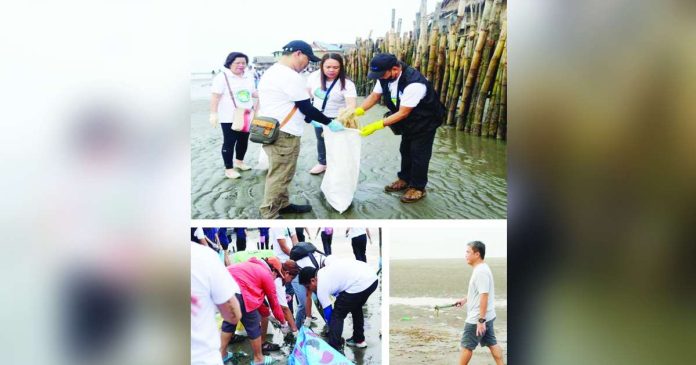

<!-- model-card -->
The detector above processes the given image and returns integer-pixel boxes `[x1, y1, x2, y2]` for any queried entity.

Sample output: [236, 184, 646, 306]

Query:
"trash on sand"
[400, 316, 412, 321]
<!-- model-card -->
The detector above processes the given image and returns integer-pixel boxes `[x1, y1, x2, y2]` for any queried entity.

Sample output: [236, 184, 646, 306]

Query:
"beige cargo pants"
[259, 131, 301, 219]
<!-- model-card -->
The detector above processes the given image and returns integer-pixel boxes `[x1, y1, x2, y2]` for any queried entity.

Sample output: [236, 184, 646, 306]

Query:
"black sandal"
[262, 342, 280, 352]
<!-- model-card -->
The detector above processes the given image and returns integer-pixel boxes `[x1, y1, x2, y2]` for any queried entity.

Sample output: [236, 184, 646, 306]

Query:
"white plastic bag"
[321, 127, 361, 213]
[254, 147, 269, 170]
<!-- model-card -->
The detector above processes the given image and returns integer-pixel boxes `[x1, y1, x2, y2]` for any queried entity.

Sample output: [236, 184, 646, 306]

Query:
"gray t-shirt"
[466, 262, 496, 324]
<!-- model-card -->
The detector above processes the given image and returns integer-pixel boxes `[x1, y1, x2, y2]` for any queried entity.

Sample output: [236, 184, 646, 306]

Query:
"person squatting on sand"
[210, 52, 258, 179]
[299, 257, 378, 352]
[306, 53, 357, 175]
[257, 40, 347, 219]
[355, 53, 446, 203]
[454, 241, 505, 365]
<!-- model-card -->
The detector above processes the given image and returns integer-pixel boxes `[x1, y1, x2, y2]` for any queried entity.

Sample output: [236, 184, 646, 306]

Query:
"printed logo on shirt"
[313, 88, 326, 100]
[236, 89, 251, 103]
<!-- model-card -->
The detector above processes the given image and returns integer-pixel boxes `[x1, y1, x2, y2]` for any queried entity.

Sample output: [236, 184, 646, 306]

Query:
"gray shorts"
[461, 318, 498, 350]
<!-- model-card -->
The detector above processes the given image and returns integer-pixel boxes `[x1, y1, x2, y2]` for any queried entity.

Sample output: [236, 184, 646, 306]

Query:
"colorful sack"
[288, 327, 352, 365]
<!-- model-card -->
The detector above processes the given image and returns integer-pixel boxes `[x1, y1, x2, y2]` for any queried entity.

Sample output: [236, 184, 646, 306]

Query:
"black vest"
[379, 63, 445, 136]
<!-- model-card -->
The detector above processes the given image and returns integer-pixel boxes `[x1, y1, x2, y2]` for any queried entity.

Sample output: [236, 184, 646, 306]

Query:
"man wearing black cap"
[257, 40, 346, 219]
[354, 53, 445, 203]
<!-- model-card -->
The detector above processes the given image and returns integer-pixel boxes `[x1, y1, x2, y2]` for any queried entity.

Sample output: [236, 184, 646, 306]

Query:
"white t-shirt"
[347, 227, 367, 239]
[211, 69, 256, 124]
[193, 227, 205, 240]
[275, 277, 288, 308]
[316, 258, 377, 309]
[372, 72, 427, 108]
[465, 262, 496, 324]
[257, 63, 311, 136]
[306, 71, 357, 118]
[191, 243, 241, 365]
[270, 227, 293, 263]
[296, 252, 324, 269]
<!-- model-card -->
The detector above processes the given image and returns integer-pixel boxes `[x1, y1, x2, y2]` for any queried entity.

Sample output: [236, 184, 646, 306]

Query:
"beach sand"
[191, 79, 507, 219]
[221, 228, 382, 365]
[390, 258, 507, 364]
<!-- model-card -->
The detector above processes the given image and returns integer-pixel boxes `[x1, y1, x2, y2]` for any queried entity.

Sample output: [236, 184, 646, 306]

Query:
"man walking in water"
[455, 241, 505, 365]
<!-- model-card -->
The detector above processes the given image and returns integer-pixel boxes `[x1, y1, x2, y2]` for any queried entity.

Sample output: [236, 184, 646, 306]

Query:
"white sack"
[254, 146, 269, 170]
[321, 127, 361, 213]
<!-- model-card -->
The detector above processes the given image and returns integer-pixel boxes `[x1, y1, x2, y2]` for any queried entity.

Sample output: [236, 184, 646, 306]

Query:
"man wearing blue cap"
[257, 40, 346, 219]
[354, 53, 445, 203]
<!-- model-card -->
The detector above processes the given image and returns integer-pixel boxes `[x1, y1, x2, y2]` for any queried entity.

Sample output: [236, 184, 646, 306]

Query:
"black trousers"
[321, 232, 333, 255]
[397, 129, 437, 189]
[236, 237, 246, 251]
[351, 235, 367, 263]
[221, 124, 249, 169]
[329, 280, 378, 349]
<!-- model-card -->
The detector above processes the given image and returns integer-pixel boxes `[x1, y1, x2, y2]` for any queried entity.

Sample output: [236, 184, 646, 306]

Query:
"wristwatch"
[478, 318, 486, 324]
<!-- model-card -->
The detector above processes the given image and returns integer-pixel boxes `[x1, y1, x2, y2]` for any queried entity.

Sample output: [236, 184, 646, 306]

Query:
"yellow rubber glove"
[359, 120, 385, 137]
[354, 107, 365, 117]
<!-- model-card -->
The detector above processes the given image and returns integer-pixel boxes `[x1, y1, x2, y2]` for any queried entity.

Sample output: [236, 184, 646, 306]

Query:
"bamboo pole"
[470, 20, 506, 135]
[486, 48, 505, 137]
[483, 51, 504, 138]
[433, 31, 447, 95]
[452, 25, 476, 126]
[457, 0, 494, 130]
[426, 26, 439, 81]
[497, 66, 506, 140]
[446, 36, 467, 125]
[414, 0, 429, 71]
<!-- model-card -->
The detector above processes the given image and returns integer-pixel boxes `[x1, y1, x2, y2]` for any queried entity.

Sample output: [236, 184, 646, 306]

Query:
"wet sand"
[390, 258, 507, 365]
[222, 228, 382, 365]
[191, 78, 507, 219]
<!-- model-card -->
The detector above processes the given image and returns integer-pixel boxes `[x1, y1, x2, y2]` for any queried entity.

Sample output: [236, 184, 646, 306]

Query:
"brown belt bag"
[249, 106, 298, 145]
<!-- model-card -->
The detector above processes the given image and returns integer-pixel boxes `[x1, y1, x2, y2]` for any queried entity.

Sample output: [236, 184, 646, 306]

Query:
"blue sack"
[288, 327, 352, 365]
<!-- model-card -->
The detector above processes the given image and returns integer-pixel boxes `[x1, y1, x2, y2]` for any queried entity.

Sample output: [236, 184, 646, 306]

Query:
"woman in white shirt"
[209, 52, 258, 179]
[306, 53, 357, 175]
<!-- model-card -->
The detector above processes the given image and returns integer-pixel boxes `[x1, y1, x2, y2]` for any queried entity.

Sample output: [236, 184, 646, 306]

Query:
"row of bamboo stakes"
[344, 0, 507, 140]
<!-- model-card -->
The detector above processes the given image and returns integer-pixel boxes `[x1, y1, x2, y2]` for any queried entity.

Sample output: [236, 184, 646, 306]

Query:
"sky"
[389, 220, 507, 259]
[189, 0, 438, 72]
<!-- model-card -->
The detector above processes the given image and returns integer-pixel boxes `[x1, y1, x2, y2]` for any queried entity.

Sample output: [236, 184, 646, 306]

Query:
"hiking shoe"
[400, 188, 427, 203]
[384, 178, 408, 192]
[278, 203, 312, 214]
[346, 337, 367, 348]
[309, 164, 327, 174]
[225, 169, 241, 179]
